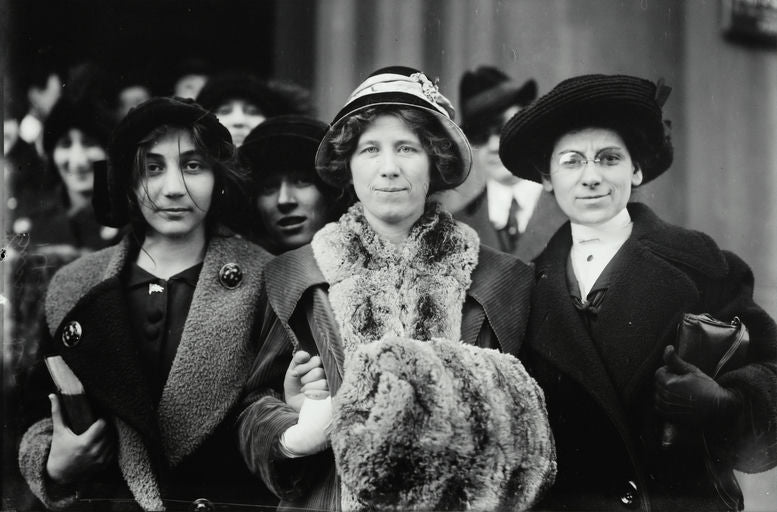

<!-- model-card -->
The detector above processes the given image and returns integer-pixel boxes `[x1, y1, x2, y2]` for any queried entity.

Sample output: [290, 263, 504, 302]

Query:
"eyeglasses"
[552, 150, 626, 173]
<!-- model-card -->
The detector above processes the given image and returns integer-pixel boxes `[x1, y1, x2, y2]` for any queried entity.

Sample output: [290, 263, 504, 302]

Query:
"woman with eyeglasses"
[499, 74, 777, 511]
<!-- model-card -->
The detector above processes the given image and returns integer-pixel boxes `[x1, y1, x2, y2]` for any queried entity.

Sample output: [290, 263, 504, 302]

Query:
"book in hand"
[44, 356, 96, 435]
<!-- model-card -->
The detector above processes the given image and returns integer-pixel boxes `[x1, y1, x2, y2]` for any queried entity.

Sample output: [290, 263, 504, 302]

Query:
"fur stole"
[332, 336, 557, 511]
[311, 202, 479, 352]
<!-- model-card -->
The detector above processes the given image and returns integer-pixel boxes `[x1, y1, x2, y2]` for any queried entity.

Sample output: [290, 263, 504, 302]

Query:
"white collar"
[571, 207, 633, 246]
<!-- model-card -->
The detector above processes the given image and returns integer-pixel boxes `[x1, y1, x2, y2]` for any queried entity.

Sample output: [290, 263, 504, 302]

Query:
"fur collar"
[311, 202, 479, 353]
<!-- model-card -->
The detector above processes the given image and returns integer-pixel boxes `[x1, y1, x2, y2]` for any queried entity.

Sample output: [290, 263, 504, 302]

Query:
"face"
[52, 129, 107, 195]
[135, 128, 215, 239]
[543, 127, 643, 226]
[174, 74, 208, 99]
[215, 99, 266, 147]
[350, 114, 431, 230]
[29, 73, 62, 118]
[256, 171, 328, 252]
[473, 105, 519, 185]
[118, 85, 151, 119]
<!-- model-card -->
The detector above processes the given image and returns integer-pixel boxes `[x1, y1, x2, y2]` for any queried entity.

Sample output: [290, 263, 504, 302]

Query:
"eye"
[398, 144, 418, 154]
[82, 135, 101, 148]
[258, 181, 280, 195]
[215, 105, 232, 116]
[558, 153, 584, 169]
[359, 145, 378, 154]
[598, 151, 623, 166]
[183, 159, 209, 173]
[56, 137, 73, 149]
[244, 104, 262, 116]
[145, 162, 164, 175]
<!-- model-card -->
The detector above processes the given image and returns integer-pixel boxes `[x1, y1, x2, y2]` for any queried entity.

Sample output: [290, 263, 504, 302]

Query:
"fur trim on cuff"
[331, 336, 556, 510]
[18, 418, 79, 511]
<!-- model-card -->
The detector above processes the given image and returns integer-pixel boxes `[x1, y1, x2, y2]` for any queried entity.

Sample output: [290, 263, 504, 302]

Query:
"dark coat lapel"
[467, 246, 533, 355]
[46, 239, 158, 440]
[157, 235, 269, 467]
[265, 245, 344, 394]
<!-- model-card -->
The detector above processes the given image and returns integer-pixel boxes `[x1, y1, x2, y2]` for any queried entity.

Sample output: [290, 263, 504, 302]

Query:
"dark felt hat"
[315, 66, 472, 189]
[96, 96, 232, 227]
[240, 115, 327, 176]
[499, 74, 673, 184]
[459, 66, 537, 130]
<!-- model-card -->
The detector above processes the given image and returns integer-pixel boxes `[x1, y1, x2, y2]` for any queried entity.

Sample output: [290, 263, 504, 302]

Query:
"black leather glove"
[654, 345, 742, 426]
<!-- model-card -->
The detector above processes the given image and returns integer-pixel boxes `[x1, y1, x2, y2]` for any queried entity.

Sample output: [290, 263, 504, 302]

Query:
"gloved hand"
[280, 396, 333, 457]
[284, 350, 329, 413]
[654, 345, 742, 426]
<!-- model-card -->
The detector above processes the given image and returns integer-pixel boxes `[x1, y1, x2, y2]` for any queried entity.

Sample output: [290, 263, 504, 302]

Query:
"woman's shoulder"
[263, 245, 326, 319]
[628, 203, 729, 279]
[475, 244, 533, 280]
[211, 232, 273, 265]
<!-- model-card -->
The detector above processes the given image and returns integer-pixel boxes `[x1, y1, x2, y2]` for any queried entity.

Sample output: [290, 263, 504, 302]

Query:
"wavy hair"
[319, 106, 464, 194]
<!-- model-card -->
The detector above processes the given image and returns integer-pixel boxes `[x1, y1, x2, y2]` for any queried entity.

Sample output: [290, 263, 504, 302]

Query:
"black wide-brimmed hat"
[315, 66, 472, 189]
[499, 74, 673, 184]
[96, 96, 232, 227]
[240, 114, 327, 176]
[43, 98, 112, 156]
[459, 66, 537, 131]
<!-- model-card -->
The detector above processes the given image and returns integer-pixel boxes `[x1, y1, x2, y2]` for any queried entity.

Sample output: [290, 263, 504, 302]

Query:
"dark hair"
[532, 117, 673, 186]
[125, 123, 252, 237]
[321, 106, 463, 194]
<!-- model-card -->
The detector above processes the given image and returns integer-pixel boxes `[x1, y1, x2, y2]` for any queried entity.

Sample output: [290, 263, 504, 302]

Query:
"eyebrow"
[145, 149, 204, 159]
[558, 146, 624, 155]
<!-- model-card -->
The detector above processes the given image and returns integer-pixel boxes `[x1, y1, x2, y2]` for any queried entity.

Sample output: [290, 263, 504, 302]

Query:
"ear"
[541, 175, 554, 192]
[631, 165, 644, 187]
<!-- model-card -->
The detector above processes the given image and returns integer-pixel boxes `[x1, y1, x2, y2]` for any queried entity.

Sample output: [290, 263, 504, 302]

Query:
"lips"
[374, 187, 406, 192]
[277, 216, 307, 229]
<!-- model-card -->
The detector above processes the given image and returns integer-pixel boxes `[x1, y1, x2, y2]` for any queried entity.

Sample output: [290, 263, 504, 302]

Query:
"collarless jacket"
[19, 232, 274, 511]
[238, 243, 534, 511]
[522, 202, 777, 512]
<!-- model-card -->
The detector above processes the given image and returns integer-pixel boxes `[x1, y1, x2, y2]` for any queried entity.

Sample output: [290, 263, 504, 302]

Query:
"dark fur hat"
[239, 114, 327, 177]
[459, 65, 537, 135]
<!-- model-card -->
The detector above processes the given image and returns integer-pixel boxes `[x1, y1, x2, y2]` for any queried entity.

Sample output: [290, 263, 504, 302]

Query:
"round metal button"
[218, 262, 242, 289]
[61, 321, 83, 348]
[191, 498, 214, 512]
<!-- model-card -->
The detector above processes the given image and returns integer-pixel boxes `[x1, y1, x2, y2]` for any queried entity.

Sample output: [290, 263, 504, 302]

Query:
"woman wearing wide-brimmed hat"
[18, 97, 275, 510]
[500, 74, 777, 511]
[238, 66, 556, 510]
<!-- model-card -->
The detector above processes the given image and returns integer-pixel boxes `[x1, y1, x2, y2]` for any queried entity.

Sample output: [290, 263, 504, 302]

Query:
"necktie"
[498, 197, 521, 252]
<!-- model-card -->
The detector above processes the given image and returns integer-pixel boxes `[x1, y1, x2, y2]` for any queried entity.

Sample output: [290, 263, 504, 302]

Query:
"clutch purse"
[675, 313, 749, 379]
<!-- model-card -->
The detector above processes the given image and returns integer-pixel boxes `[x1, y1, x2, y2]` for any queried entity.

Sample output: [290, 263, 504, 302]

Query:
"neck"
[363, 208, 419, 246]
[137, 226, 208, 279]
[67, 190, 91, 215]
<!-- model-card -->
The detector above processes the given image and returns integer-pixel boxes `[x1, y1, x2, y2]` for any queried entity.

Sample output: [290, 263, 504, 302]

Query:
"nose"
[66, 142, 90, 173]
[277, 180, 298, 212]
[161, 168, 187, 197]
[379, 153, 401, 178]
[579, 159, 602, 188]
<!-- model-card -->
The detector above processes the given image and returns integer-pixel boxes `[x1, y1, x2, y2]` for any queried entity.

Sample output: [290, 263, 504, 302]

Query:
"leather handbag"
[665, 313, 750, 510]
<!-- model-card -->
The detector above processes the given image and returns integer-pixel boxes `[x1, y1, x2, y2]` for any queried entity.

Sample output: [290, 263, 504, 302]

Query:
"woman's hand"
[283, 350, 329, 412]
[280, 396, 333, 457]
[45, 394, 115, 484]
[654, 345, 742, 425]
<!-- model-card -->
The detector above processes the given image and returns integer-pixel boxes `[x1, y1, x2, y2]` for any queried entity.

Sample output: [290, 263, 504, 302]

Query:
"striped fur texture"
[332, 336, 556, 511]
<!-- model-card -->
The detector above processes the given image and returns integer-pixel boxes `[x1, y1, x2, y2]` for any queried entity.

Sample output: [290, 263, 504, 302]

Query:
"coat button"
[620, 480, 639, 509]
[218, 262, 242, 289]
[61, 321, 82, 348]
[191, 498, 214, 512]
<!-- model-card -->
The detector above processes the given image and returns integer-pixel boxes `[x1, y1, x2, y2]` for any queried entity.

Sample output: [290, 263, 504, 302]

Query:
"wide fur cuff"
[331, 336, 556, 511]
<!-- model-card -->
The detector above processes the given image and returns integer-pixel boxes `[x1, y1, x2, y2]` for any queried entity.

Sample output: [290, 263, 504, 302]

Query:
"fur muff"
[312, 202, 479, 352]
[331, 336, 556, 511]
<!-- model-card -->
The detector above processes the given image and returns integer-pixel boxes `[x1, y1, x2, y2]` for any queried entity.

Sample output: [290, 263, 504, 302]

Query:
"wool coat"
[18, 232, 274, 511]
[521, 202, 777, 511]
[237, 236, 538, 511]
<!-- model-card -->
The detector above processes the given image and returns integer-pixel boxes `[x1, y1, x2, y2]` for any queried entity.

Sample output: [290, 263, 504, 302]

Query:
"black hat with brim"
[459, 66, 537, 130]
[97, 96, 231, 227]
[499, 74, 672, 184]
[240, 114, 327, 176]
[315, 66, 472, 190]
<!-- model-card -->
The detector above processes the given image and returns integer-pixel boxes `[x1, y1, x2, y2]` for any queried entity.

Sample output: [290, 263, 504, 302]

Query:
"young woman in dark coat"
[18, 97, 275, 511]
[499, 74, 777, 511]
